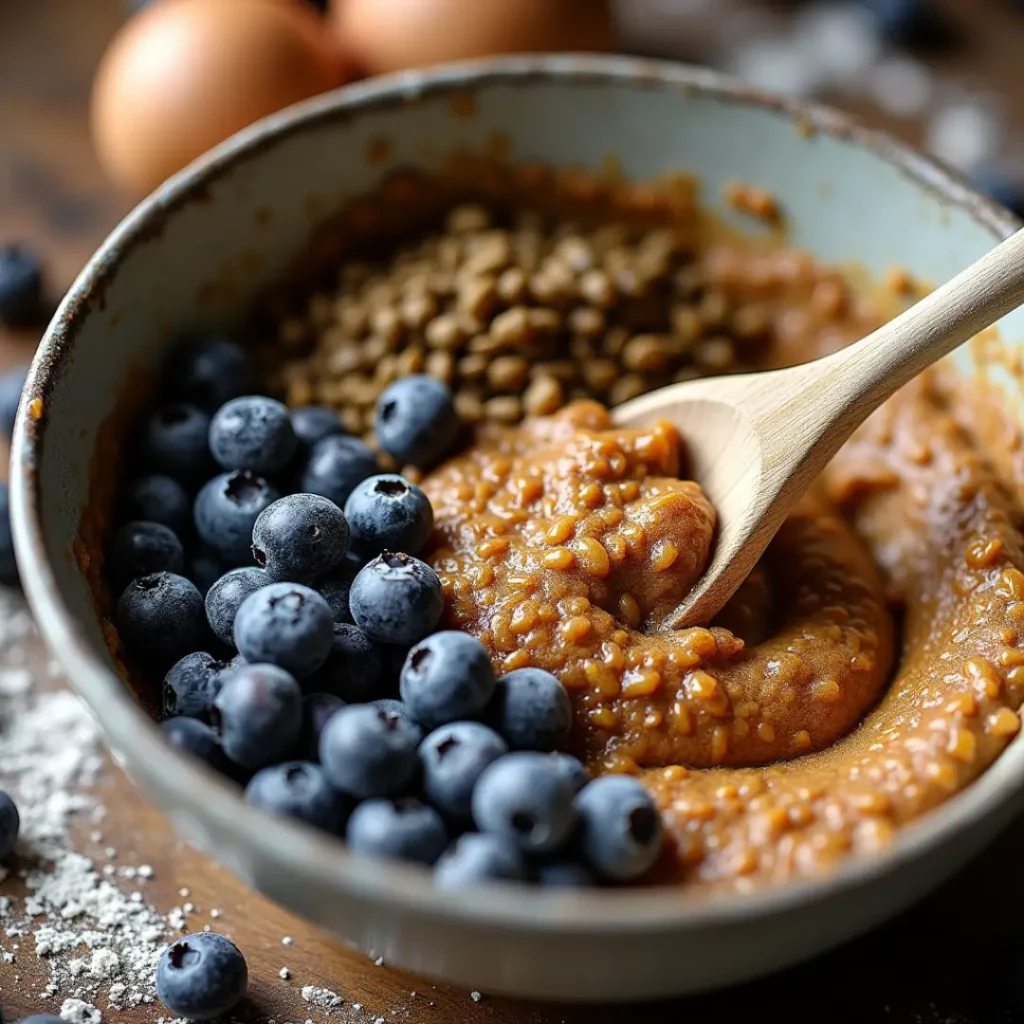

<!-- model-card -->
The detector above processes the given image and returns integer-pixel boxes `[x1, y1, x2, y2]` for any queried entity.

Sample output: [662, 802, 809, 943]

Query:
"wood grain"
[4, 2, 1024, 1022]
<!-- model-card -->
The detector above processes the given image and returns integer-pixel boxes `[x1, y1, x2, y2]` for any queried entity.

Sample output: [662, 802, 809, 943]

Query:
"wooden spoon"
[613, 227, 1024, 629]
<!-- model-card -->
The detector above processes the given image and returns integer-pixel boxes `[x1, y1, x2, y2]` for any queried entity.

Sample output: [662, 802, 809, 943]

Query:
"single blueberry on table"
[142, 403, 214, 483]
[0, 362, 27, 438]
[0, 244, 44, 326]
[419, 721, 507, 821]
[251, 493, 349, 584]
[163, 650, 227, 721]
[344, 474, 434, 557]
[472, 752, 576, 855]
[300, 433, 378, 508]
[399, 631, 496, 728]
[345, 797, 448, 865]
[161, 716, 228, 773]
[349, 552, 443, 645]
[155, 932, 248, 1019]
[319, 702, 421, 799]
[297, 692, 345, 761]
[233, 582, 334, 679]
[188, 550, 226, 598]
[120, 474, 192, 538]
[194, 470, 280, 566]
[205, 566, 267, 647]
[486, 667, 572, 752]
[0, 483, 17, 586]
[433, 833, 526, 889]
[309, 623, 382, 702]
[574, 775, 662, 881]
[214, 663, 303, 769]
[0, 789, 19, 860]
[209, 395, 298, 475]
[547, 752, 590, 794]
[291, 404, 343, 449]
[116, 572, 208, 668]
[245, 761, 348, 833]
[108, 520, 184, 589]
[374, 375, 459, 466]
[165, 337, 252, 412]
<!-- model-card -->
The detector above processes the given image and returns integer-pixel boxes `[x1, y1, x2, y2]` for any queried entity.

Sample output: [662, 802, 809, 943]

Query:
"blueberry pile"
[110, 338, 662, 888]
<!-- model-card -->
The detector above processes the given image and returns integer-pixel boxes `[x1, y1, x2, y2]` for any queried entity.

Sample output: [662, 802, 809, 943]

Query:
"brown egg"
[331, 0, 613, 77]
[92, 0, 350, 193]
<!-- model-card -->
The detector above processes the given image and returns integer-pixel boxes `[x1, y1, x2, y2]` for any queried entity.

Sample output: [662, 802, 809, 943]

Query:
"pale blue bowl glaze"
[10, 56, 1024, 1000]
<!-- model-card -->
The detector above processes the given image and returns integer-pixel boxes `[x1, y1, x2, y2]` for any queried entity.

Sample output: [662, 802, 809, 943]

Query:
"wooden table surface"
[5, 1, 1024, 1021]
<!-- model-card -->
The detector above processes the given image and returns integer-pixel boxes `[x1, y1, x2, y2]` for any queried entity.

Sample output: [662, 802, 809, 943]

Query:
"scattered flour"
[302, 984, 345, 1010]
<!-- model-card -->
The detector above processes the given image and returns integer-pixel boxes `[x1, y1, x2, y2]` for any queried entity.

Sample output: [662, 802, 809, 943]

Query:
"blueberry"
[533, 860, 595, 888]
[319, 703, 421, 799]
[487, 668, 571, 752]
[0, 244, 44, 326]
[399, 631, 495, 728]
[251, 493, 348, 583]
[309, 623, 382, 701]
[349, 552, 443, 645]
[194, 471, 280, 565]
[317, 567, 357, 623]
[209, 395, 297, 475]
[188, 550, 226, 597]
[205, 567, 267, 646]
[434, 833, 525, 889]
[0, 790, 19, 860]
[163, 651, 227, 720]
[574, 775, 662, 881]
[297, 692, 345, 760]
[142, 403, 214, 483]
[166, 337, 252, 412]
[0, 483, 17, 586]
[548, 752, 590, 794]
[121, 474, 192, 537]
[156, 932, 248, 1019]
[345, 797, 447, 865]
[472, 752, 576, 855]
[419, 721, 507, 820]
[245, 761, 347, 833]
[375, 375, 458, 466]
[116, 572, 207, 667]
[0, 363, 27, 438]
[855, 0, 950, 47]
[371, 697, 413, 719]
[214, 663, 302, 769]
[291, 405, 343, 449]
[300, 433, 378, 507]
[233, 582, 333, 679]
[161, 716, 228, 772]
[344, 474, 434, 557]
[108, 520, 184, 588]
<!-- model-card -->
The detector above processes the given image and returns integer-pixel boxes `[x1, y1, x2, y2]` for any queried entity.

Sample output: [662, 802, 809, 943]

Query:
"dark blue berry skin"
[194, 471, 280, 566]
[310, 623, 382, 702]
[345, 798, 447, 865]
[375, 375, 458, 466]
[233, 583, 333, 679]
[317, 567, 357, 624]
[116, 572, 208, 668]
[300, 433, 378, 508]
[434, 833, 526, 889]
[0, 483, 17, 586]
[291, 405, 343, 449]
[548, 752, 589, 794]
[0, 244, 44, 326]
[245, 761, 347, 833]
[371, 697, 413, 719]
[399, 631, 496, 728]
[574, 775, 662, 881]
[0, 363, 27, 438]
[419, 721, 507, 821]
[205, 567, 267, 646]
[161, 716, 228, 773]
[486, 668, 571, 752]
[344, 474, 434, 557]
[251, 493, 349, 583]
[0, 790, 19, 859]
[156, 932, 248, 1019]
[297, 692, 345, 761]
[472, 752, 576, 855]
[163, 651, 227, 720]
[142, 403, 214, 483]
[349, 553, 443, 645]
[319, 703, 421, 799]
[214, 663, 303, 769]
[121, 474, 192, 538]
[166, 337, 252, 412]
[188, 550, 227, 598]
[533, 860, 595, 888]
[209, 395, 297, 475]
[108, 520, 184, 589]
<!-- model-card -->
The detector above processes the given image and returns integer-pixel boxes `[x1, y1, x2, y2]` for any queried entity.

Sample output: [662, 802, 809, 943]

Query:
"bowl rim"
[12, 53, 1024, 933]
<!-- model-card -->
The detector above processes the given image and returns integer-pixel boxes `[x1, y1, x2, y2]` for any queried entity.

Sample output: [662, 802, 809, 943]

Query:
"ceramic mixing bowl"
[11, 56, 1024, 1001]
